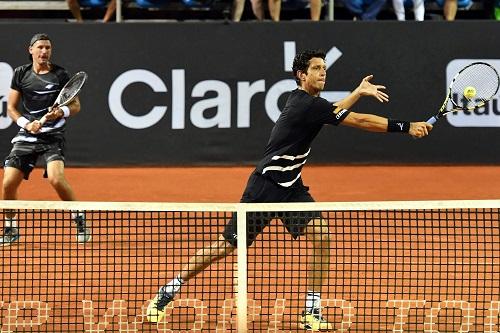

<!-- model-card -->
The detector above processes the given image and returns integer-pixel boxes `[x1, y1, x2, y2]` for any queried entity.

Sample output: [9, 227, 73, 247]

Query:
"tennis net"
[0, 200, 499, 332]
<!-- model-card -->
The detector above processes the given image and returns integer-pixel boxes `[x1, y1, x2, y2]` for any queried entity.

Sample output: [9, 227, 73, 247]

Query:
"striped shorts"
[4, 140, 65, 180]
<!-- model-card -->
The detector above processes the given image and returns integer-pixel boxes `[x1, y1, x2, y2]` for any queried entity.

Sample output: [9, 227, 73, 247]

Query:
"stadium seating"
[0, 0, 488, 20]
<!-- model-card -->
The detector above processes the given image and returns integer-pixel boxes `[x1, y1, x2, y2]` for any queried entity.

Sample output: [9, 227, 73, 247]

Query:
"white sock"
[162, 274, 185, 296]
[5, 218, 17, 228]
[306, 291, 321, 313]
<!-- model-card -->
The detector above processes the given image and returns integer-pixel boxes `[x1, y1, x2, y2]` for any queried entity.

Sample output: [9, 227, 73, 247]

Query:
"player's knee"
[3, 178, 18, 195]
[47, 174, 66, 189]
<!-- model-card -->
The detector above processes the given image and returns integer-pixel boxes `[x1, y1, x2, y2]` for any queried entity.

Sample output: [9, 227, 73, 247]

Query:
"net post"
[236, 205, 248, 333]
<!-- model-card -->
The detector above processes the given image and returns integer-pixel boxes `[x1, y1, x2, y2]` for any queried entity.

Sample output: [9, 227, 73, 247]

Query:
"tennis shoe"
[74, 216, 91, 243]
[146, 286, 174, 323]
[300, 308, 333, 331]
[0, 227, 20, 246]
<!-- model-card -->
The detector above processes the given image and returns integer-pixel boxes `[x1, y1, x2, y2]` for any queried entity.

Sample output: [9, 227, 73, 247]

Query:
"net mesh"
[0, 200, 499, 332]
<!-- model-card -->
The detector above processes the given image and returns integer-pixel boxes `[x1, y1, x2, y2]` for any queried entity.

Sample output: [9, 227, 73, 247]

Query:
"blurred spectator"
[495, 0, 500, 19]
[392, 0, 424, 20]
[250, 0, 281, 20]
[310, 0, 322, 19]
[435, 0, 471, 20]
[443, 0, 457, 19]
[343, 0, 386, 19]
[231, 0, 246, 20]
[66, 0, 116, 22]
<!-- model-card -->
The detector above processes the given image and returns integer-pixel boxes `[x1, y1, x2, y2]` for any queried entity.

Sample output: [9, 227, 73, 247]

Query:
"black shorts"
[3, 140, 65, 180]
[223, 171, 322, 247]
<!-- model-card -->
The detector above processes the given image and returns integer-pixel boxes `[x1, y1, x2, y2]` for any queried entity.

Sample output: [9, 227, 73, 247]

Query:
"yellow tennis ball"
[463, 86, 477, 99]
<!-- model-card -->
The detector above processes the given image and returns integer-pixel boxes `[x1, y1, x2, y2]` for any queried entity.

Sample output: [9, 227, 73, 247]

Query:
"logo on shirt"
[0, 62, 14, 129]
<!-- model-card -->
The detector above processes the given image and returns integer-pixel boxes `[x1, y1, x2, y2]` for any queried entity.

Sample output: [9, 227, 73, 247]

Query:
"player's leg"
[301, 217, 333, 330]
[45, 152, 91, 243]
[0, 167, 24, 245]
[147, 171, 272, 323]
[1, 144, 38, 246]
[147, 234, 236, 323]
[284, 183, 333, 331]
[46, 160, 76, 201]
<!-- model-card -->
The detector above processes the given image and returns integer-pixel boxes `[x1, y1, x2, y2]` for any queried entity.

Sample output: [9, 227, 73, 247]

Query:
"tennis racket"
[426, 62, 500, 125]
[39, 71, 88, 125]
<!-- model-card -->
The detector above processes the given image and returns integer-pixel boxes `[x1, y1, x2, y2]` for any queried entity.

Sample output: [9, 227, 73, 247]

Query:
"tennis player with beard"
[1, 33, 90, 246]
[147, 49, 432, 330]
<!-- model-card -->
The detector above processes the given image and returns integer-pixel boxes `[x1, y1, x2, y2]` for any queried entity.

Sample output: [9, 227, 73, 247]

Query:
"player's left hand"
[357, 75, 389, 103]
[44, 106, 64, 121]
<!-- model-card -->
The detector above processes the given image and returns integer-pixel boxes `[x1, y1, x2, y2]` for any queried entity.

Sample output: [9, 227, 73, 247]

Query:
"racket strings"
[58, 73, 87, 105]
[452, 64, 500, 108]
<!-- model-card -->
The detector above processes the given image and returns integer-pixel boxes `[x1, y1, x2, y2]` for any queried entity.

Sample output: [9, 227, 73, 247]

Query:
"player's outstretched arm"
[341, 112, 433, 138]
[334, 75, 389, 110]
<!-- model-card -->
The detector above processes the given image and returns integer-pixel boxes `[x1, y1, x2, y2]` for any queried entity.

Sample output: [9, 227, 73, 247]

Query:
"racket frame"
[426, 62, 500, 125]
[39, 71, 87, 125]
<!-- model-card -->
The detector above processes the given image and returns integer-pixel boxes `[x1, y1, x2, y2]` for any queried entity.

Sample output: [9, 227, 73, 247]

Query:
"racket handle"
[39, 115, 48, 125]
[426, 116, 438, 125]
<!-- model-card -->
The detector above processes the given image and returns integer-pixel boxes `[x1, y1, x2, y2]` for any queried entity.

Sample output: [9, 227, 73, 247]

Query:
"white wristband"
[16, 117, 30, 129]
[61, 106, 71, 118]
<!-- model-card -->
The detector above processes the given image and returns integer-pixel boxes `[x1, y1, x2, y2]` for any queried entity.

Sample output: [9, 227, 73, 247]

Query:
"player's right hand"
[409, 122, 433, 139]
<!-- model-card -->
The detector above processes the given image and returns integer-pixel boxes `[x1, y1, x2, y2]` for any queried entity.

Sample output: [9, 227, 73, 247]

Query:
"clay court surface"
[2, 165, 500, 332]
[12, 165, 500, 202]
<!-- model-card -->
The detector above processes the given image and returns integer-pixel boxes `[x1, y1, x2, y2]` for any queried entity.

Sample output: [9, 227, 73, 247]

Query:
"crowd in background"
[3, 0, 499, 21]
[60, 0, 500, 21]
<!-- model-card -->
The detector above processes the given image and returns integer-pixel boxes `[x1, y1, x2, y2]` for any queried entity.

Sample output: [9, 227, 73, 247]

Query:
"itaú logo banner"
[446, 59, 500, 128]
[0, 62, 14, 129]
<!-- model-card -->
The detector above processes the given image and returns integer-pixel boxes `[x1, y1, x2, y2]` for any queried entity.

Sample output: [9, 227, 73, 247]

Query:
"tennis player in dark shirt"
[1, 33, 90, 246]
[147, 49, 432, 330]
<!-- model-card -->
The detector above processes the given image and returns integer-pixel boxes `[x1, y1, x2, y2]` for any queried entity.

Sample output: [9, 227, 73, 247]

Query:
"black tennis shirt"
[255, 88, 350, 187]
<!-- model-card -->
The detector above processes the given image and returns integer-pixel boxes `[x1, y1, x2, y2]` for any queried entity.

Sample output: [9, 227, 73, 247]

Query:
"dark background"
[0, 21, 499, 166]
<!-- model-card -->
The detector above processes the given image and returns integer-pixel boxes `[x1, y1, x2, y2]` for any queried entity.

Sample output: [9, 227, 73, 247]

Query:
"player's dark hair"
[292, 49, 326, 85]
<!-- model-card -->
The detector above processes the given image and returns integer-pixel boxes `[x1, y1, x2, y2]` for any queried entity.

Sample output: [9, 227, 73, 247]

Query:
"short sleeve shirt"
[255, 89, 350, 187]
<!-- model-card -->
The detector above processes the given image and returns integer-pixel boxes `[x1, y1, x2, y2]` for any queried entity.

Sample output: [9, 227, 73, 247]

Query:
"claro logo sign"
[446, 59, 500, 127]
[108, 42, 349, 130]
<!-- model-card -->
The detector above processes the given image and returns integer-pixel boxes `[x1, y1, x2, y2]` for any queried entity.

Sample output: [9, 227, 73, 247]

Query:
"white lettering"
[108, 69, 167, 129]
[103, 41, 346, 130]
[171, 69, 185, 129]
[265, 79, 296, 123]
[237, 80, 266, 128]
[190, 80, 231, 128]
